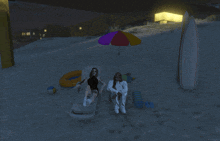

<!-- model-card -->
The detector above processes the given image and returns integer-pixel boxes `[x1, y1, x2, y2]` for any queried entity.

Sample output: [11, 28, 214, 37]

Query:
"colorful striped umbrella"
[98, 30, 141, 55]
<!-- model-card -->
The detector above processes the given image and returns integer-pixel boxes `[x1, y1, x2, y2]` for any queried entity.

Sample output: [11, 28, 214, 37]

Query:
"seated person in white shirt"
[107, 72, 128, 114]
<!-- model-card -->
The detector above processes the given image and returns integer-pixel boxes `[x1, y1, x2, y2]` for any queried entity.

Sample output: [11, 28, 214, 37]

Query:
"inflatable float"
[59, 70, 82, 88]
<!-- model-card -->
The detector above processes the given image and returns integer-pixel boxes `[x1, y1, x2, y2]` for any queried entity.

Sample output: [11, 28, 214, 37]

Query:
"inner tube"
[59, 70, 82, 88]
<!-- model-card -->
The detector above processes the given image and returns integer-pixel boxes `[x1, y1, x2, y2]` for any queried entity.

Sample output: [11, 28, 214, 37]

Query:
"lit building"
[19, 28, 46, 39]
[154, 12, 183, 24]
[26, 32, 30, 36]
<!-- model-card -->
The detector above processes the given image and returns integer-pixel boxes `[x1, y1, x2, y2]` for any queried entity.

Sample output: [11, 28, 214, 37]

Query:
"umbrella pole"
[118, 46, 120, 55]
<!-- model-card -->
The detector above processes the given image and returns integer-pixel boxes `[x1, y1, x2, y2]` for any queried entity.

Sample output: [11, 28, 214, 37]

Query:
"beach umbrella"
[98, 31, 141, 55]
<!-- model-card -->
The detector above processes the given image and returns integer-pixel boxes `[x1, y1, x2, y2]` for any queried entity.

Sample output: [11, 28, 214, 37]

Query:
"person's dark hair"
[113, 72, 122, 89]
[89, 68, 99, 78]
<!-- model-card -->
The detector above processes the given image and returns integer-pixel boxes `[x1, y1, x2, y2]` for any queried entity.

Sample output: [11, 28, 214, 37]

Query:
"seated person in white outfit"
[107, 72, 128, 114]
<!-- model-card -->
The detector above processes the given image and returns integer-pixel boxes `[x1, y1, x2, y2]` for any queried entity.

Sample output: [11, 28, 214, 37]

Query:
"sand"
[0, 21, 220, 141]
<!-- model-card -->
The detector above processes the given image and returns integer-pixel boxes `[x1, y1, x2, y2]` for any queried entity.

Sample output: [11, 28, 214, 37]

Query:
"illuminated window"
[22, 32, 26, 36]
[33, 32, 35, 35]
[79, 27, 82, 30]
[44, 29, 47, 32]
[40, 37, 42, 40]
[43, 34, 45, 37]
[26, 32, 30, 36]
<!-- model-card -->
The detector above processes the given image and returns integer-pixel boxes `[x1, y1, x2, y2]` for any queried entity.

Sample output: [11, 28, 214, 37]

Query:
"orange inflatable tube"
[59, 70, 82, 88]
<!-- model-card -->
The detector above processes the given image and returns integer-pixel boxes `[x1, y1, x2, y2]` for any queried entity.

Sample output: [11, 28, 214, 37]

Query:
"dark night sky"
[13, 0, 157, 13]
[9, 0, 220, 17]
[11, 0, 220, 14]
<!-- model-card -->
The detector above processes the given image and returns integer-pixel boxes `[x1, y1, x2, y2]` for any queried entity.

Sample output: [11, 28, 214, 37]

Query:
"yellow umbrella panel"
[120, 31, 141, 46]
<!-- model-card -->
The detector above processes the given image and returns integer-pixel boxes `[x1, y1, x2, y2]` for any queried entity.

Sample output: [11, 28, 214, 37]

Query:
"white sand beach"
[0, 21, 220, 141]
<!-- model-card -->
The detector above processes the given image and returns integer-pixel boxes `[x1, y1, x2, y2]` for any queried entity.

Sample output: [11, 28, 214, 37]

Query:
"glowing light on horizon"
[155, 12, 183, 24]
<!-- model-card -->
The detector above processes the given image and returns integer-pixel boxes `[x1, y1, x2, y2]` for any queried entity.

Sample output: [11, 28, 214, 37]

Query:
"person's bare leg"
[87, 90, 98, 105]
[83, 86, 91, 106]
[90, 93, 97, 103]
